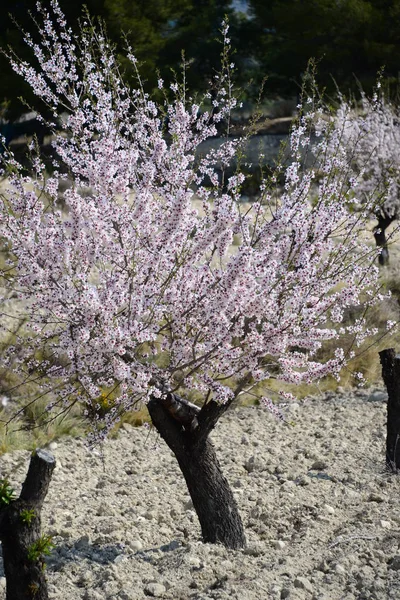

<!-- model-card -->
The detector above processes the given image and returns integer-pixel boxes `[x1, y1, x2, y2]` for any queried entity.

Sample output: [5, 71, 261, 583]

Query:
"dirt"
[1, 388, 400, 600]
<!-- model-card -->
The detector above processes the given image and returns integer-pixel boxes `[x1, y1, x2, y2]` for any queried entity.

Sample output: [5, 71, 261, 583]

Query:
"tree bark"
[147, 397, 246, 549]
[374, 214, 396, 266]
[0, 449, 56, 600]
[379, 349, 400, 471]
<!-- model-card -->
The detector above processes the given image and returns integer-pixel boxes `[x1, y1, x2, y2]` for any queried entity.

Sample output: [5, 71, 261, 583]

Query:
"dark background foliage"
[1, 0, 400, 120]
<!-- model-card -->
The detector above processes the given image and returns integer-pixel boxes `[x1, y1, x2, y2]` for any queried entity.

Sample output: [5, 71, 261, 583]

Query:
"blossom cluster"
[328, 89, 400, 219]
[0, 1, 387, 436]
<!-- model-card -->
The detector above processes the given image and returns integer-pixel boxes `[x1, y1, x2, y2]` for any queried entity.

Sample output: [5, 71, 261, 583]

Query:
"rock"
[310, 459, 328, 471]
[334, 564, 346, 575]
[295, 475, 310, 486]
[368, 492, 385, 503]
[274, 540, 286, 550]
[83, 592, 103, 600]
[119, 591, 135, 600]
[48, 441, 58, 451]
[75, 534, 90, 549]
[130, 540, 143, 551]
[280, 588, 291, 599]
[144, 582, 166, 597]
[144, 510, 157, 520]
[294, 577, 313, 594]
[189, 556, 201, 569]
[389, 555, 400, 570]
[0, 578, 6, 589]
[324, 504, 335, 515]
[243, 543, 264, 556]
[367, 390, 387, 402]
[379, 520, 391, 529]
[244, 455, 264, 473]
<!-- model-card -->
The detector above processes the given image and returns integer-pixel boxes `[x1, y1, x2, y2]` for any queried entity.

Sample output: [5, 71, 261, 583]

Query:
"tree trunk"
[374, 214, 396, 266]
[0, 449, 56, 600]
[147, 397, 246, 549]
[379, 349, 400, 471]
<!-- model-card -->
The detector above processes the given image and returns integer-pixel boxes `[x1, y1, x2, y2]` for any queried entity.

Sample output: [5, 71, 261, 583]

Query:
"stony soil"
[1, 388, 400, 600]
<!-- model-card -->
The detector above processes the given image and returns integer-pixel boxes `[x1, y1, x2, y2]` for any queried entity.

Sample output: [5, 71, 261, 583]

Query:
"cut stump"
[0, 448, 56, 600]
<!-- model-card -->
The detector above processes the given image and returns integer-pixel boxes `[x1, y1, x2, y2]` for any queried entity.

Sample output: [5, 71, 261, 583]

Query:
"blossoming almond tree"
[328, 89, 400, 265]
[0, 1, 386, 549]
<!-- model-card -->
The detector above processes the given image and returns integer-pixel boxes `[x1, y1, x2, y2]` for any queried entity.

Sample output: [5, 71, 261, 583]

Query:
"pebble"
[243, 543, 264, 557]
[367, 390, 387, 402]
[368, 492, 385, 503]
[379, 520, 391, 528]
[334, 564, 346, 575]
[130, 539, 143, 551]
[310, 459, 328, 471]
[75, 534, 90, 549]
[144, 582, 166, 597]
[189, 556, 202, 569]
[324, 504, 335, 515]
[294, 577, 313, 594]
[389, 555, 400, 570]
[274, 540, 286, 550]
[48, 441, 58, 451]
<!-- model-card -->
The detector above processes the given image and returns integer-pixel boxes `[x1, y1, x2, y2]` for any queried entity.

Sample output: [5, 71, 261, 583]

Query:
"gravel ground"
[1, 388, 400, 600]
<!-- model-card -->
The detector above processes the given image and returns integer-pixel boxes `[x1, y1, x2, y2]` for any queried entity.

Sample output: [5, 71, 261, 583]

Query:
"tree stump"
[0, 448, 56, 600]
[379, 349, 400, 471]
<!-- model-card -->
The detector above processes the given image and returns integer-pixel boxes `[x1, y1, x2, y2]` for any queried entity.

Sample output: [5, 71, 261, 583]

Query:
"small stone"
[380, 520, 391, 529]
[310, 459, 328, 471]
[121, 422, 133, 431]
[75, 534, 90, 549]
[243, 543, 264, 557]
[368, 492, 385, 503]
[119, 591, 135, 600]
[144, 510, 157, 520]
[294, 577, 313, 594]
[189, 556, 201, 569]
[48, 441, 58, 451]
[324, 504, 335, 515]
[113, 554, 126, 564]
[334, 564, 346, 575]
[274, 540, 286, 550]
[144, 582, 166, 597]
[0, 578, 6, 589]
[280, 589, 291, 599]
[367, 390, 387, 402]
[389, 555, 400, 570]
[130, 540, 143, 551]
[83, 592, 103, 600]
[296, 475, 310, 486]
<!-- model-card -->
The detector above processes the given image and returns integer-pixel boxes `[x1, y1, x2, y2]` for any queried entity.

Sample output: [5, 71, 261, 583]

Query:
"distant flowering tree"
[0, 1, 388, 550]
[328, 88, 400, 265]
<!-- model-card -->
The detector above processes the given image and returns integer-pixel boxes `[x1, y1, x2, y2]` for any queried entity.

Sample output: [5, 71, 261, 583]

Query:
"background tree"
[325, 89, 400, 264]
[246, 0, 400, 97]
[0, 2, 390, 548]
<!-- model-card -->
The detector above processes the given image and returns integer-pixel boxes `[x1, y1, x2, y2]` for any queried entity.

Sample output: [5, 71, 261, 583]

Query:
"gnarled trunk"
[380, 349, 400, 471]
[147, 396, 246, 549]
[374, 213, 396, 266]
[0, 449, 55, 600]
